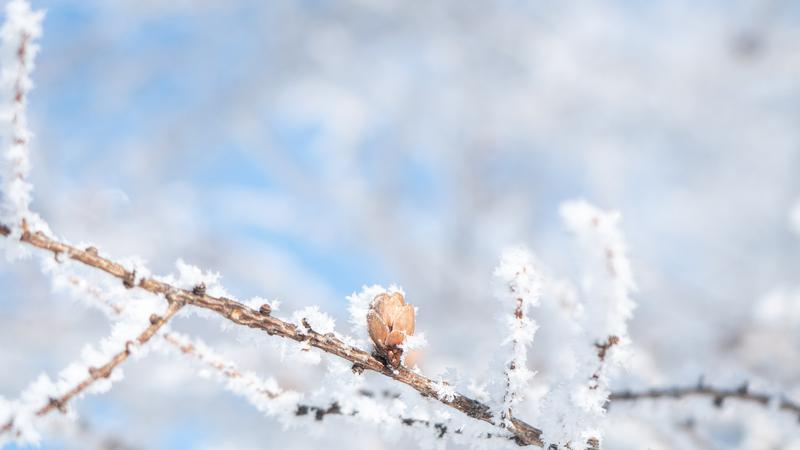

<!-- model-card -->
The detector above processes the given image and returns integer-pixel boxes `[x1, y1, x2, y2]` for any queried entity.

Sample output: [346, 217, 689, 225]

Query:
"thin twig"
[0, 296, 184, 434]
[0, 225, 544, 447]
[294, 399, 511, 441]
[38, 298, 184, 416]
[501, 289, 526, 422]
[608, 380, 800, 421]
[162, 331, 281, 399]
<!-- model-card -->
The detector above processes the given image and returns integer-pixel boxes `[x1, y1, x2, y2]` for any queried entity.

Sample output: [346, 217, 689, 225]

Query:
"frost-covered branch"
[159, 331, 302, 420]
[0, 225, 545, 447]
[493, 248, 542, 425]
[0, 0, 47, 247]
[0, 297, 183, 442]
[41, 299, 183, 417]
[537, 201, 636, 448]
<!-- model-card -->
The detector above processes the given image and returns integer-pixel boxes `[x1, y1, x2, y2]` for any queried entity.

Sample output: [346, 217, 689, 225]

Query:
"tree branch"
[5, 223, 798, 447]
[0, 225, 545, 447]
[608, 380, 800, 421]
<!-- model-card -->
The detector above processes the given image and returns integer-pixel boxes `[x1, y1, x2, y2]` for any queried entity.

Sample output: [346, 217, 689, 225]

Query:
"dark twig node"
[192, 283, 206, 296]
[122, 270, 136, 289]
[47, 397, 66, 414]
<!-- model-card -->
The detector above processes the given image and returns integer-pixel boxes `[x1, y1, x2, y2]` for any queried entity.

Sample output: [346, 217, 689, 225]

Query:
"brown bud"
[367, 292, 415, 367]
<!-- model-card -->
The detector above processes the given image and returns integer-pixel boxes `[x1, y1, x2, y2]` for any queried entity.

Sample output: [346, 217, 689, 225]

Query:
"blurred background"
[1, 0, 799, 448]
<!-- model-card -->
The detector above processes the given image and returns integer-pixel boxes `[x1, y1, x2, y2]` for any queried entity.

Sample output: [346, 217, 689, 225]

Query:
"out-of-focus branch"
[0, 0, 44, 233]
[0, 297, 184, 435]
[0, 224, 544, 447]
[161, 331, 281, 399]
[38, 299, 183, 417]
[493, 248, 541, 426]
[609, 380, 800, 421]
[294, 399, 510, 441]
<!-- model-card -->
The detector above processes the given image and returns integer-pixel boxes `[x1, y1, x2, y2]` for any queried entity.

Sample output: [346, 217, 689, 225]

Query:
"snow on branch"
[536, 200, 637, 449]
[0, 0, 47, 250]
[159, 331, 304, 424]
[492, 247, 542, 426]
[0, 297, 183, 445]
[560, 200, 636, 347]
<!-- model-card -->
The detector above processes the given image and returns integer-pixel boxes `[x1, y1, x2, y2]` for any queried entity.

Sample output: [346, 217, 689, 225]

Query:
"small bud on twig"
[259, 303, 272, 316]
[367, 292, 415, 368]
